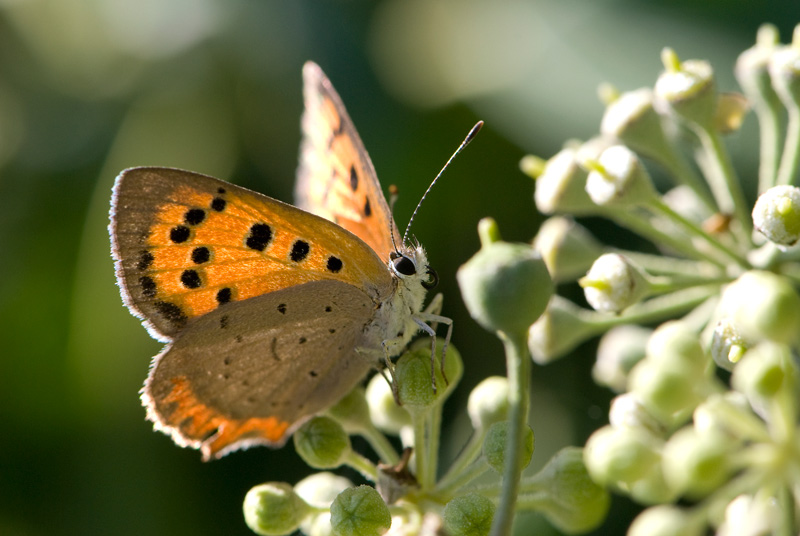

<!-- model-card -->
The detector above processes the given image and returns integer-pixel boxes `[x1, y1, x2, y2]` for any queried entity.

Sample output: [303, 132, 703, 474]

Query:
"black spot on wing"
[290, 240, 310, 262]
[246, 223, 272, 251]
[184, 208, 206, 225]
[170, 226, 190, 243]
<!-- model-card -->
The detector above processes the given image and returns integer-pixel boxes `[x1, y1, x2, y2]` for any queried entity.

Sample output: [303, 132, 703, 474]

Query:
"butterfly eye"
[422, 267, 439, 290]
[392, 255, 416, 276]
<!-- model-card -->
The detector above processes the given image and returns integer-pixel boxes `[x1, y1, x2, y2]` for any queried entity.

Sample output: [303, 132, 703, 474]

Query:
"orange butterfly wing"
[110, 167, 392, 342]
[295, 61, 399, 262]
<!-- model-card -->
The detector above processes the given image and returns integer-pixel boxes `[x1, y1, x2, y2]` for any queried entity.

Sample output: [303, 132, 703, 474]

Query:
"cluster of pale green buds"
[523, 23, 800, 535]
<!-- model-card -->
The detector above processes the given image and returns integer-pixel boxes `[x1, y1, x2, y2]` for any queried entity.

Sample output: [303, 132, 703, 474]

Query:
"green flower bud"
[628, 505, 704, 536]
[719, 270, 800, 344]
[693, 392, 753, 439]
[365, 373, 411, 435]
[654, 48, 716, 130]
[483, 421, 534, 474]
[295, 473, 353, 536]
[442, 493, 495, 536]
[628, 464, 679, 505]
[735, 24, 781, 108]
[583, 145, 657, 207]
[528, 296, 602, 364]
[732, 341, 793, 402]
[532, 148, 597, 214]
[395, 339, 462, 409]
[533, 216, 603, 283]
[327, 387, 371, 435]
[294, 416, 351, 469]
[608, 394, 664, 437]
[243, 482, 310, 536]
[467, 376, 510, 431]
[719, 494, 780, 536]
[710, 318, 749, 372]
[593, 325, 651, 392]
[768, 27, 800, 107]
[628, 359, 703, 425]
[580, 253, 649, 313]
[583, 425, 661, 487]
[457, 218, 553, 335]
[661, 427, 733, 498]
[752, 185, 800, 247]
[645, 321, 710, 376]
[330, 486, 391, 536]
[521, 447, 610, 533]
[600, 88, 677, 162]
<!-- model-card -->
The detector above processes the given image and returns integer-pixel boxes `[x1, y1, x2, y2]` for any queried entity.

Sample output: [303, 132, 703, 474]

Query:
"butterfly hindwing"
[110, 166, 392, 341]
[143, 279, 376, 460]
[296, 61, 399, 261]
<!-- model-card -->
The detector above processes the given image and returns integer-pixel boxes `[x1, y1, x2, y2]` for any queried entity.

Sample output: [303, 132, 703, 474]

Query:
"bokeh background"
[1, 1, 798, 535]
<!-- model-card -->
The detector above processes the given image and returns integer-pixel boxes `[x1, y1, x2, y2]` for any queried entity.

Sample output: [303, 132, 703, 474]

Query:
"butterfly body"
[110, 62, 450, 460]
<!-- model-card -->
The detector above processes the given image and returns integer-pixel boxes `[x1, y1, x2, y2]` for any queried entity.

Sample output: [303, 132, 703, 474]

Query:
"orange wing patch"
[296, 61, 399, 261]
[154, 376, 290, 461]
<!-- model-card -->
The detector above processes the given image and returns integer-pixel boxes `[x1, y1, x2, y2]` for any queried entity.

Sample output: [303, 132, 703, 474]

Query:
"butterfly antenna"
[388, 184, 400, 253]
[402, 121, 484, 245]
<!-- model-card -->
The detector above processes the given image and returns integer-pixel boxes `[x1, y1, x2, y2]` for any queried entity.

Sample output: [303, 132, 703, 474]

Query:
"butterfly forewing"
[144, 280, 376, 460]
[296, 61, 399, 261]
[110, 167, 392, 341]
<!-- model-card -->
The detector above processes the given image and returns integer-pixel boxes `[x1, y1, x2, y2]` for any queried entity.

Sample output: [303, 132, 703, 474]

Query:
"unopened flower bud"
[327, 387, 371, 435]
[661, 427, 733, 498]
[532, 148, 597, 214]
[768, 27, 800, 106]
[752, 185, 800, 247]
[732, 341, 794, 402]
[628, 359, 704, 425]
[395, 340, 462, 409]
[244, 482, 311, 536]
[601, 88, 676, 161]
[628, 505, 704, 536]
[593, 325, 651, 391]
[365, 374, 411, 435]
[528, 296, 603, 364]
[580, 253, 649, 313]
[609, 394, 664, 436]
[294, 416, 351, 469]
[330, 486, 391, 536]
[484, 421, 534, 474]
[467, 376, 510, 431]
[645, 321, 710, 376]
[735, 24, 781, 107]
[583, 145, 657, 207]
[458, 218, 553, 335]
[710, 318, 749, 371]
[719, 270, 800, 344]
[718, 494, 780, 536]
[654, 48, 716, 130]
[584, 425, 661, 486]
[442, 493, 495, 536]
[533, 216, 603, 282]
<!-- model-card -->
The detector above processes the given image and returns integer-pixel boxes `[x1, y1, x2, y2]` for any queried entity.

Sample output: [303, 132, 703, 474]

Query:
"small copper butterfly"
[110, 62, 457, 460]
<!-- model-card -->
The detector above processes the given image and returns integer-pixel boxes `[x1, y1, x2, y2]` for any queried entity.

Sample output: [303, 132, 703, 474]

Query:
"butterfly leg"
[413, 296, 453, 393]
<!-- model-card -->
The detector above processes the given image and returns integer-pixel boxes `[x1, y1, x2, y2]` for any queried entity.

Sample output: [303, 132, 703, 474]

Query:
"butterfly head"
[390, 246, 438, 291]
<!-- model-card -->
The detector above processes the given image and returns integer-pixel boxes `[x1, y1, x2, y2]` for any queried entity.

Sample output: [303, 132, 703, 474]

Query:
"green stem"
[777, 103, 800, 186]
[361, 425, 400, 465]
[434, 430, 487, 495]
[344, 450, 379, 481]
[650, 198, 750, 268]
[659, 145, 717, 212]
[489, 330, 530, 536]
[411, 409, 433, 490]
[754, 95, 783, 191]
[611, 285, 720, 326]
[611, 249, 722, 277]
[694, 125, 753, 241]
[426, 400, 443, 489]
[434, 459, 491, 501]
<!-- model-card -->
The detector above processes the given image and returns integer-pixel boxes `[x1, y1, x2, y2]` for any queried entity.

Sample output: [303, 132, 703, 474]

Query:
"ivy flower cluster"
[524, 23, 800, 535]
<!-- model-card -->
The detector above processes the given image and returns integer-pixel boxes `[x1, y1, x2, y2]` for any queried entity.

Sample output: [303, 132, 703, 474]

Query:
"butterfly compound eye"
[422, 267, 438, 290]
[392, 255, 416, 276]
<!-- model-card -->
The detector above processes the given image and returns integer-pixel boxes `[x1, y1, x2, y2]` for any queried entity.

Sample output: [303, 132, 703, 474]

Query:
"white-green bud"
[654, 48, 716, 130]
[593, 325, 651, 392]
[735, 24, 781, 107]
[719, 270, 800, 345]
[580, 253, 649, 313]
[396, 339, 462, 409]
[600, 88, 678, 162]
[628, 505, 704, 536]
[483, 421, 534, 474]
[608, 394, 664, 437]
[467, 376, 510, 431]
[533, 148, 597, 214]
[718, 494, 779, 536]
[646, 321, 710, 377]
[329, 486, 391, 536]
[295, 473, 353, 536]
[293, 416, 351, 469]
[661, 427, 733, 498]
[365, 373, 411, 435]
[752, 185, 800, 247]
[768, 29, 800, 106]
[628, 464, 679, 505]
[709, 318, 749, 372]
[583, 425, 661, 487]
[583, 145, 657, 207]
[533, 216, 603, 282]
[243, 482, 311, 536]
[522, 447, 610, 533]
[528, 296, 602, 364]
[327, 387, 371, 435]
[628, 359, 703, 426]
[732, 341, 794, 403]
[442, 493, 495, 536]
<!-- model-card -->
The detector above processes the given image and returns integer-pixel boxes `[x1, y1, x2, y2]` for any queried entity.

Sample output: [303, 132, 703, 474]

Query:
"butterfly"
[109, 61, 456, 460]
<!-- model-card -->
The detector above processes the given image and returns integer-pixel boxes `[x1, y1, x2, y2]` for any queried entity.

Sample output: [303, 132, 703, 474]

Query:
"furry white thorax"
[361, 244, 431, 360]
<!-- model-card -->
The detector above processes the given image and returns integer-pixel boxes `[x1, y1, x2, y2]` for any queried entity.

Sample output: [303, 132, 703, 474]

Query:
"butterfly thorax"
[360, 245, 431, 359]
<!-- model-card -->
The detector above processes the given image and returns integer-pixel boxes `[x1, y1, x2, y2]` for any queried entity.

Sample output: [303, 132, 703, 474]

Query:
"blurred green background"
[0, 1, 797, 534]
